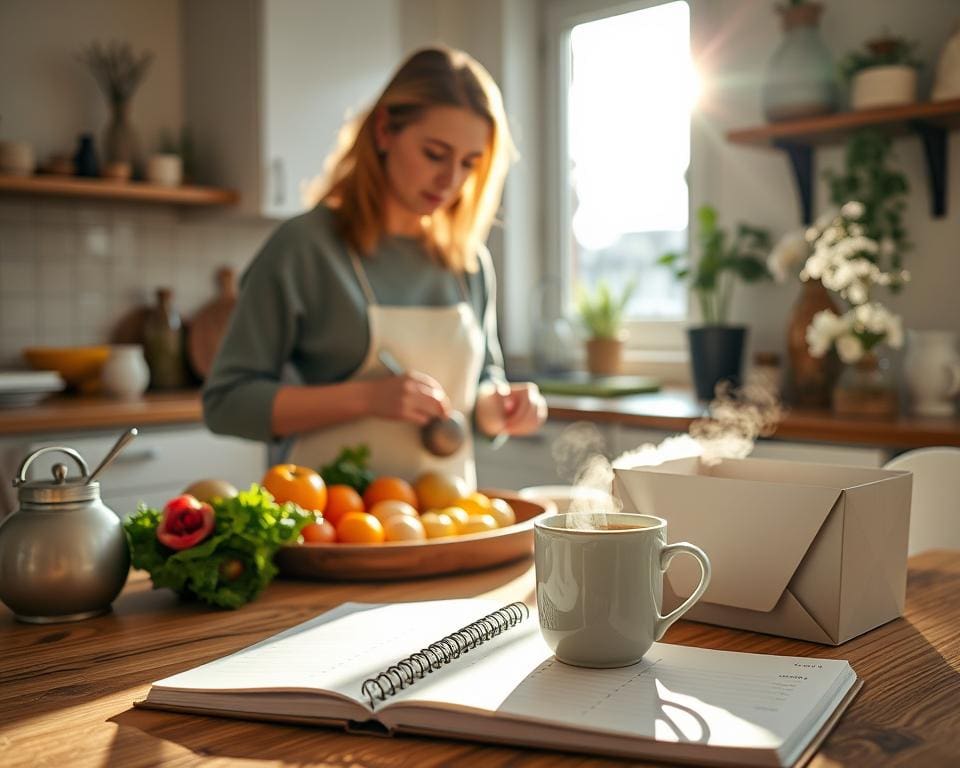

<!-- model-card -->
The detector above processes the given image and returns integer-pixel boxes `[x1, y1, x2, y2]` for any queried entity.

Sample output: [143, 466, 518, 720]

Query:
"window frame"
[542, 0, 701, 354]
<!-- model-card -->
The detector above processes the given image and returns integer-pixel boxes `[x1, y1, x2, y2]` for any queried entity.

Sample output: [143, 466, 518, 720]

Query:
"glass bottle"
[143, 288, 188, 390]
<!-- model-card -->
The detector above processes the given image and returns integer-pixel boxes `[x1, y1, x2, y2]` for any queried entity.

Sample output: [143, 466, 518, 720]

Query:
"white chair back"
[883, 447, 960, 555]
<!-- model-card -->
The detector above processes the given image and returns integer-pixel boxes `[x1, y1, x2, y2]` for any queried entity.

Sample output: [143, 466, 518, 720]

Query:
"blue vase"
[762, 2, 838, 122]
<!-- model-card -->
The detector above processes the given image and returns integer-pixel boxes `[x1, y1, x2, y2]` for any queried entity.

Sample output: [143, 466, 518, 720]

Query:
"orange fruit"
[453, 492, 492, 517]
[301, 518, 337, 543]
[487, 498, 516, 528]
[440, 505, 470, 532]
[323, 484, 365, 525]
[336, 512, 385, 544]
[414, 471, 469, 511]
[363, 476, 419, 510]
[419, 511, 457, 539]
[262, 464, 327, 513]
[460, 514, 498, 535]
[383, 515, 427, 542]
[369, 499, 418, 525]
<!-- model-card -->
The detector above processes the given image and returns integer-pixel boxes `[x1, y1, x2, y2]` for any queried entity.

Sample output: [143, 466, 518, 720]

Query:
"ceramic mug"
[534, 512, 711, 668]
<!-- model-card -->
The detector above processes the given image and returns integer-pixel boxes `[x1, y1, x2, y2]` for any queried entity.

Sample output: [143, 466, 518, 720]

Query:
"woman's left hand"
[475, 381, 548, 438]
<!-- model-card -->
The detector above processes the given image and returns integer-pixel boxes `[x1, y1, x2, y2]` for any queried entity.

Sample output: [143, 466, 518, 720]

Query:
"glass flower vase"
[831, 352, 899, 419]
[103, 99, 140, 176]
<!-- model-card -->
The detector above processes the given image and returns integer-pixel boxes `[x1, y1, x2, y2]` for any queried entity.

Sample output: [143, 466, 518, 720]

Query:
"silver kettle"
[0, 443, 131, 623]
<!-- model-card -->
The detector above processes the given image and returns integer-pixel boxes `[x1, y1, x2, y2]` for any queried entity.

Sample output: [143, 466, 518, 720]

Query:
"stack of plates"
[0, 371, 65, 408]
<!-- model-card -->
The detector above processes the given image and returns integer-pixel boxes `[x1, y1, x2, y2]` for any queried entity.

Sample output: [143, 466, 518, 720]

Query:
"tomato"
[157, 494, 215, 550]
[487, 498, 516, 528]
[262, 464, 327, 512]
[383, 515, 427, 542]
[336, 512, 385, 544]
[301, 518, 337, 544]
[413, 471, 468, 511]
[324, 484, 365, 525]
[363, 476, 419, 510]
[368, 500, 418, 525]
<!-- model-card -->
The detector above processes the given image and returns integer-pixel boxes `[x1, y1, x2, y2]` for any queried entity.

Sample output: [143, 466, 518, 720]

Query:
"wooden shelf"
[726, 99, 960, 224]
[0, 174, 239, 207]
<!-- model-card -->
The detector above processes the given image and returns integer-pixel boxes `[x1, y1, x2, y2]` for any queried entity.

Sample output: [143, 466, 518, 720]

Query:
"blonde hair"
[314, 46, 515, 272]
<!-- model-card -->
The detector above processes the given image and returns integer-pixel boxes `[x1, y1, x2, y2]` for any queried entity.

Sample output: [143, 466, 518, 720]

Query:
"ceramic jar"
[851, 66, 918, 110]
[904, 330, 960, 416]
[101, 344, 150, 399]
[146, 154, 183, 187]
[762, 2, 838, 122]
[0, 140, 36, 177]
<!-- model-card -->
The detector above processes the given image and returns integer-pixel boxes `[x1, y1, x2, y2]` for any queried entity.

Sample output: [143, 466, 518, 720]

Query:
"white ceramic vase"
[101, 345, 150, 399]
[904, 330, 960, 417]
[851, 65, 918, 110]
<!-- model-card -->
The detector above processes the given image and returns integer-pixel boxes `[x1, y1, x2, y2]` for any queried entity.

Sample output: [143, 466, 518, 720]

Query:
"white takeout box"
[614, 456, 912, 645]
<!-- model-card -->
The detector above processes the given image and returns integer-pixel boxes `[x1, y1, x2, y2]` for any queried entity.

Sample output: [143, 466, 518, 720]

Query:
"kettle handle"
[14, 447, 90, 487]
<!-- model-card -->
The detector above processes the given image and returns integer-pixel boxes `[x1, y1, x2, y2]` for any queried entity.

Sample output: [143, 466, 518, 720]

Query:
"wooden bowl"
[22, 346, 110, 389]
[276, 490, 555, 581]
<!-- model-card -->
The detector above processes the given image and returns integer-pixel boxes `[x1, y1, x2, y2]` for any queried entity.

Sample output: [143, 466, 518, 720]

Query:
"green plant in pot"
[659, 205, 772, 400]
[841, 35, 922, 110]
[575, 279, 637, 377]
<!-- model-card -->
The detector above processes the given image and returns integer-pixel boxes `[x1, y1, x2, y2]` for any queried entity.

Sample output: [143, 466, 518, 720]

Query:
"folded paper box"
[614, 457, 912, 645]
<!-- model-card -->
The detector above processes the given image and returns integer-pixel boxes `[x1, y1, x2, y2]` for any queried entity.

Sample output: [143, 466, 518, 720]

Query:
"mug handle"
[654, 542, 712, 641]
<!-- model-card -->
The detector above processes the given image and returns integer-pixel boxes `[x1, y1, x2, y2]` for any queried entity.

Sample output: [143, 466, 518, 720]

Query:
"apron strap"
[348, 248, 379, 306]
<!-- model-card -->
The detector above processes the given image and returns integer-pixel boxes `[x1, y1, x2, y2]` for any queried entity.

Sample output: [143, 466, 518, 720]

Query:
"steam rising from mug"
[551, 372, 783, 531]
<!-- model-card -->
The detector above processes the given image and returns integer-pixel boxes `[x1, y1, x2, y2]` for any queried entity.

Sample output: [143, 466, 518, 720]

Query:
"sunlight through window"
[568, 1, 696, 319]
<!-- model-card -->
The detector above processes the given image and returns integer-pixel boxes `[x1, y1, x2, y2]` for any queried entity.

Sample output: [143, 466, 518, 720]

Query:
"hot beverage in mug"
[534, 512, 711, 668]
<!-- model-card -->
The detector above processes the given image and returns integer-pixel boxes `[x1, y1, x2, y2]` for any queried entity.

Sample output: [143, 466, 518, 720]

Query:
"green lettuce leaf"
[124, 484, 311, 609]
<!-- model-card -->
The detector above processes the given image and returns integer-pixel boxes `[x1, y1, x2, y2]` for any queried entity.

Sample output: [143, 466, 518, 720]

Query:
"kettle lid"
[14, 446, 100, 504]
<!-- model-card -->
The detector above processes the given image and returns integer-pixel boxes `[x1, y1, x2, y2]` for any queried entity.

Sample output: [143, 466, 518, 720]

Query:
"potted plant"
[575, 279, 637, 377]
[659, 206, 772, 400]
[841, 35, 922, 110]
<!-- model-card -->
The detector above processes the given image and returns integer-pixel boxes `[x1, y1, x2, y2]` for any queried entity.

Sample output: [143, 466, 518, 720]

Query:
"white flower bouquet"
[806, 301, 904, 364]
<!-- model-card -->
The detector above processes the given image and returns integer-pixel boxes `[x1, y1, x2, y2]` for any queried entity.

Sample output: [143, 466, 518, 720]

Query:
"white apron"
[288, 250, 485, 489]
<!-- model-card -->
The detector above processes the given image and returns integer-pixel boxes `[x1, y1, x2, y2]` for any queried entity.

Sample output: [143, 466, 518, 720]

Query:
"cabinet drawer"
[27, 426, 266, 493]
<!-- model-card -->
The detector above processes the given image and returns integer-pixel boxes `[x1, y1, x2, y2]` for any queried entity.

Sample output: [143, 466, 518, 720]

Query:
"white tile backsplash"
[0, 200, 275, 367]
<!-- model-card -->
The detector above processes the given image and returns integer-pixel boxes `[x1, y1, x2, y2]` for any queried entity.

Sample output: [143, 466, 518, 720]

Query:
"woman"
[203, 46, 546, 488]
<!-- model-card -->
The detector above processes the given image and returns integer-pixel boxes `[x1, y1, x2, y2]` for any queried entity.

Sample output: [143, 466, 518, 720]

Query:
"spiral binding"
[360, 602, 529, 707]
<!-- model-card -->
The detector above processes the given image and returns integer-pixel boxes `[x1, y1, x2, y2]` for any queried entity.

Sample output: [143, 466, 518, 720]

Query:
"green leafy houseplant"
[574, 279, 637, 340]
[839, 36, 921, 81]
[658, 206, 772, 325]
[825, 128, 909, 276]
[124, 485, 311, 609]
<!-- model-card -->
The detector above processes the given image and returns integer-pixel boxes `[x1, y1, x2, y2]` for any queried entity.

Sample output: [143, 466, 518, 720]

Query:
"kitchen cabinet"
[0, 424, 266, 520]
[182, 0, 402, 218]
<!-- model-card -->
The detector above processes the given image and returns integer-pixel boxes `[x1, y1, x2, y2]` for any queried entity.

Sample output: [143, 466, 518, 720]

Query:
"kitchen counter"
[2, 388, 958, 449]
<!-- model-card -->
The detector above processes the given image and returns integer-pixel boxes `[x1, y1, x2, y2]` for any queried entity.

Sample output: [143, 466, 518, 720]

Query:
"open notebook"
[139, 599, 860, 767]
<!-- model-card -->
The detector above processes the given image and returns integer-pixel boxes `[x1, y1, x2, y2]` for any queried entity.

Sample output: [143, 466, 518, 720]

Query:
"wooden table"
[2, 551, 959, 767]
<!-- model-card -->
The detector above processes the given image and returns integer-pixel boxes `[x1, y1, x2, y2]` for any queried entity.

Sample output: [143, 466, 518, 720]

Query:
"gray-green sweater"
[203, 205, 504, 442]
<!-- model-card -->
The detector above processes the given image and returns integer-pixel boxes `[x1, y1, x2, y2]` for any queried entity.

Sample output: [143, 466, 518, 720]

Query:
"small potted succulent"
[575, 279, 637, 377]
[659, 206, 772, 400]
[841, 35, 922, 110]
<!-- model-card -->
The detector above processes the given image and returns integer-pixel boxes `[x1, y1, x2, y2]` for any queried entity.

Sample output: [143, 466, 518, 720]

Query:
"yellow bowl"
[23, 346, 111, 389]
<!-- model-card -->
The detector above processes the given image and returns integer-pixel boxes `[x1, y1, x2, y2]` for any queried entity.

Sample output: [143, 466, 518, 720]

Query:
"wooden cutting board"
[187, 267, 237, 380]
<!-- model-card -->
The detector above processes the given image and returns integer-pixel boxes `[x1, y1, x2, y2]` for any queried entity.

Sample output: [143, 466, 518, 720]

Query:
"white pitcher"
[101, 344, 150, 399]
[904, 330, 960, 416]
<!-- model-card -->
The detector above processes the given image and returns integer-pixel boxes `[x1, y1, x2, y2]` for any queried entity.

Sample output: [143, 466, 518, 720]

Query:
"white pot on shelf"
[146, 154, 183, 187]
[850, 65, 918, 110]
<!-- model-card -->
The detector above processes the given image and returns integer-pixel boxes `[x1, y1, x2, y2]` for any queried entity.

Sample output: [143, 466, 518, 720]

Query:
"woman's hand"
[475, 380, 548, 438]
[365, 372, 451, 426]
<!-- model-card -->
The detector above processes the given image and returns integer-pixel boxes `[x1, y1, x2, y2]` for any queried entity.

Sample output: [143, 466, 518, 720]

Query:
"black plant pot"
[687, 326, 747, 401]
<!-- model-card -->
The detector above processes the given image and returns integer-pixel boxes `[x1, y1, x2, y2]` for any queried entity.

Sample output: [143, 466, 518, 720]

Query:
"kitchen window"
[544, 0, 698, 354]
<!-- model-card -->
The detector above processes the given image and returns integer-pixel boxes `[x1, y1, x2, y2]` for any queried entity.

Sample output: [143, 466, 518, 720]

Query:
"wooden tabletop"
[3, 389, 958, 449]
[1, 550, 958, 767]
